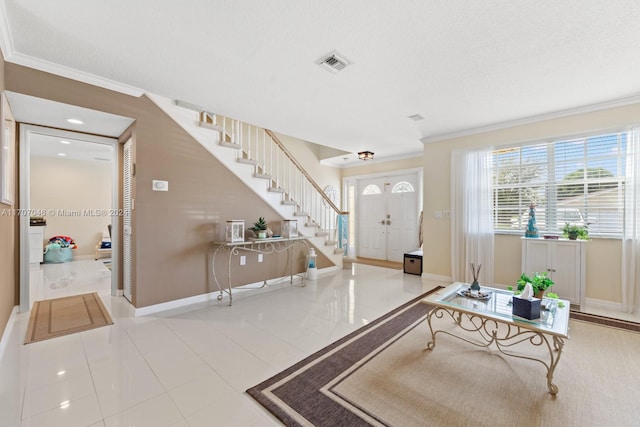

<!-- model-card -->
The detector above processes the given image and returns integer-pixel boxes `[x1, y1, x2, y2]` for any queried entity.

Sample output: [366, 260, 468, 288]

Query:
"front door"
[357, 173, 419, 262]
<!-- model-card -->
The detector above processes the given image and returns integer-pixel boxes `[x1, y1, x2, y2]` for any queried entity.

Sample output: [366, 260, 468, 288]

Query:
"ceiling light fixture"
[66, 118, 83, 124]
[408, 114, 424, 121]
[59, 140, 71, 144]
[57, 153, 67, 157]
[357, 151, 374, 161]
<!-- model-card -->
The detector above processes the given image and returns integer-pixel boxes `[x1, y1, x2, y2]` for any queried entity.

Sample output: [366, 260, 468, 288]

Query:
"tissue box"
[512, 297, 541, 320]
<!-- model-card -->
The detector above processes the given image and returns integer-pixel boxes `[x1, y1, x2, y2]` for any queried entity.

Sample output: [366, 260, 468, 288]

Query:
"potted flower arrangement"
[561, 222, 588, 240]
[515, 272, 554, 299]
[250, 217, 268, 239]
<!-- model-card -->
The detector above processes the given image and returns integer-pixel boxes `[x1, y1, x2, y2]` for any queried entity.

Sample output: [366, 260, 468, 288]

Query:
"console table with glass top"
[212, 236, 310, 306]
[421, 282, 570, 395]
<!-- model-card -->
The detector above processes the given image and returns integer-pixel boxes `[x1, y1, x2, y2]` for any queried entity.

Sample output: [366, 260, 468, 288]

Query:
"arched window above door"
[362, 184, 381, 195]
[392, 181, 414, 193]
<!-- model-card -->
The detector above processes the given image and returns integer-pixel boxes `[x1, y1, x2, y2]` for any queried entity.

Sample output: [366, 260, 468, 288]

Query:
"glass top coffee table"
[421, 282, 570, 395]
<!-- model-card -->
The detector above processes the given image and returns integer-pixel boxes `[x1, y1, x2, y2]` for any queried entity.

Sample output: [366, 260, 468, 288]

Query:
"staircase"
[148, 94, 347, 266]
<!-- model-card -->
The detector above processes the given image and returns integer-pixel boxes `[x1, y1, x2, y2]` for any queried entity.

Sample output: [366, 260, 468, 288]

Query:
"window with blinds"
[492, 131, 627, 237]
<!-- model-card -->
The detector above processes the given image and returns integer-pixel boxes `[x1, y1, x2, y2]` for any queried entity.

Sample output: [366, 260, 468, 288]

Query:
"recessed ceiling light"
[57, 153, 67, 157]
[59, 140, 71, 145]
[408, 114, 424, 121]
[66, 118, 83, 124]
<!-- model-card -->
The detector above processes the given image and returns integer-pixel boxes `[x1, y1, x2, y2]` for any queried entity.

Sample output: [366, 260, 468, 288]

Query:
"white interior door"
[357, 173, 420, 262]
[123, 139, 133, 302]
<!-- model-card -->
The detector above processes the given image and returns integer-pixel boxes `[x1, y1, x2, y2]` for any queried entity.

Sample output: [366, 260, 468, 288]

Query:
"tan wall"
[423, 103, 640, 303]
[0, 50, 18, 340]
[6, 63, 331, 308]
[276, 132, 341, 202]
[30, 156, 112, 257]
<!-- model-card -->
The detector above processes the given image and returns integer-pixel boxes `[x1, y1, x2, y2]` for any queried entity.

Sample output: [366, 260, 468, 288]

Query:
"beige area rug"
[356, 257, 403, 270]
[25, 292, 113, 344]
[248, 291, 640, 426]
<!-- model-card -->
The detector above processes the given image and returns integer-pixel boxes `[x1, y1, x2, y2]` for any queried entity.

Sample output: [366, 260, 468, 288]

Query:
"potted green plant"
[561, 222, 588, 240]
[250, 217, 268, 239]
[515, 272, 554, 299]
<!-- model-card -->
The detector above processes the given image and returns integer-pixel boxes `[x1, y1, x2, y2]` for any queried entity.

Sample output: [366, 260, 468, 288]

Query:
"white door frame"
[19, 125, 120, 312]
[343, 167, 423, 260]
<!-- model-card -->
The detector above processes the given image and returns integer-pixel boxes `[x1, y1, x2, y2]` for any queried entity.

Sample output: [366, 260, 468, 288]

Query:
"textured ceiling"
[2, 0, 640, 166]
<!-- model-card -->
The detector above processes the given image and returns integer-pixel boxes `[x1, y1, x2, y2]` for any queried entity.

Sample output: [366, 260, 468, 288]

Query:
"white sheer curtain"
[622, 128, 640, 313]
[451, 148, 495, 285]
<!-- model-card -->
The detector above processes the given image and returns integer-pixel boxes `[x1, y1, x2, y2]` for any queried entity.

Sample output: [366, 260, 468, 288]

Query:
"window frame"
[492, 129, 628, 238]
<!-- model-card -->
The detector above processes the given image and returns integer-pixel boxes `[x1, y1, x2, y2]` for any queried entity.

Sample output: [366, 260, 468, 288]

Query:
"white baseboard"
[421, 273, 452, 283]
[134, 291, 223, 317]
[132, 268, 336, 316]
[584, 297, 622, 312]
[0, 306, 19, 363]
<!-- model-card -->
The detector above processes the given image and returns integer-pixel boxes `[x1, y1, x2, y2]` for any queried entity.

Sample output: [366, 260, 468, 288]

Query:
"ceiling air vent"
[318, 50, 351, 73]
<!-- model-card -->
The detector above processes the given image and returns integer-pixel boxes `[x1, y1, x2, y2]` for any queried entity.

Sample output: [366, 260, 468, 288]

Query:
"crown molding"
[5, 52, 144, 97]
[0, 2, 143, 97]
[0, 0, 13, 62]
[421, 94, 640, 145]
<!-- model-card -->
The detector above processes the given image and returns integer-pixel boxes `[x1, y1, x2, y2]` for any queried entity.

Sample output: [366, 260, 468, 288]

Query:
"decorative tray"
[457, 289, 492, 300]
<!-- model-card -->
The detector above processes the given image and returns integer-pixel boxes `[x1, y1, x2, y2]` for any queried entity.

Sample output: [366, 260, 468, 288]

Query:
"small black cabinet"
[404, 250, 423, 275]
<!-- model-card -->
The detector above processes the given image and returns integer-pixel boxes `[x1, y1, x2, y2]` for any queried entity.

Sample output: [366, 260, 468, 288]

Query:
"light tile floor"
[0, 260, 445, 427]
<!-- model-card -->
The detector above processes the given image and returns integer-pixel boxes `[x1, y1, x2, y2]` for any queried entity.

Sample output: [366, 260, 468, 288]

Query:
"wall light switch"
[152, 180, 168, 191]
[434, 210, 442, 219]
[240, 256, 246, 265]
[258, 254, 263, 263]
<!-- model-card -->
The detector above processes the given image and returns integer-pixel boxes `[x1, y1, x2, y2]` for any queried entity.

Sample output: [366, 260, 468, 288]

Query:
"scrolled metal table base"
[212, 238, 310, 306]
[426, 306, 564, 395]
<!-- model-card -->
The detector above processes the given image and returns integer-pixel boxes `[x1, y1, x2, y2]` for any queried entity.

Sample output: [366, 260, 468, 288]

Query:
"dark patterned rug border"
[570, 310, 640, 333]
[248, 289, 640, 426]
[246, 287, 443, 426]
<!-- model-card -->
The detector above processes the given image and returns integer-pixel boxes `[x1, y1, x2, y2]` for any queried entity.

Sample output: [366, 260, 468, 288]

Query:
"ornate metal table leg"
[546, 336, 565, 395]
[426, 308, 439, 350]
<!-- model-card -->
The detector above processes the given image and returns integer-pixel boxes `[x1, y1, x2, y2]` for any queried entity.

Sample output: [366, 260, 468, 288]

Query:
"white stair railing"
[198, 111, 346, 246]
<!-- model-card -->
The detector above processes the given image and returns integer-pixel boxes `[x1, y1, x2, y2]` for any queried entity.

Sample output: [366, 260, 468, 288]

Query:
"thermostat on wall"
[152, 180, 168, 191]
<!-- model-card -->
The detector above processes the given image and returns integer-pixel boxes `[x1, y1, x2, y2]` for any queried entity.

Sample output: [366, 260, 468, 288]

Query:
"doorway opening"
[19, 125, 120, 312]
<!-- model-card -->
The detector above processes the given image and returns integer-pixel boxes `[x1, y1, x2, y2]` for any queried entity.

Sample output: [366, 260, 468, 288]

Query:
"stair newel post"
[261, 129, 266, 176]
[299, 176, 303, 215]
[246, 123, 251, 162]
[289, 162, 292, 198]
[296, 169, 301, 206]
[222, 116, 226, 143]
[276, 147, 280, 189]
[254, 128, 258, 167]
[321, 194, 325, 234]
